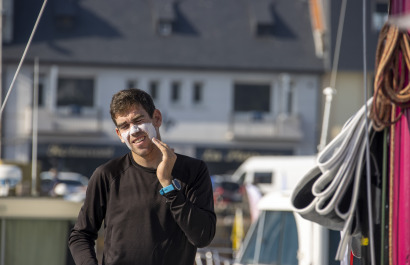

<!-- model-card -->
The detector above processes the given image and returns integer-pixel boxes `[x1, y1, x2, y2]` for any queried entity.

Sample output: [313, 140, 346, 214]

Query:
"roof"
[4, 0, 324, 72]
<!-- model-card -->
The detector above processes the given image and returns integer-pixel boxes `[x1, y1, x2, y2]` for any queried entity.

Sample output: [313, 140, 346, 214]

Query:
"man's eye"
[119, 124, 129, 131]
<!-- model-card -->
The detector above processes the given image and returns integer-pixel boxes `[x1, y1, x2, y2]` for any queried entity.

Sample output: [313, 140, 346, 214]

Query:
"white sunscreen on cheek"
[121, 123, 157, 150]
[138, 123, 157, 140]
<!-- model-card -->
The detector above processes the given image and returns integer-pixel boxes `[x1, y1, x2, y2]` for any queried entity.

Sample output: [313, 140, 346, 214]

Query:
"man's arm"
[165, 159, 216, 248]
[152, 138, 216, 247]
[68, 171, 106, 265]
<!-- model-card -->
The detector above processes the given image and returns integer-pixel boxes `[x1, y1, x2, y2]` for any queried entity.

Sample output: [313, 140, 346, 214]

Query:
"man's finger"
[153, 138, 172, 150]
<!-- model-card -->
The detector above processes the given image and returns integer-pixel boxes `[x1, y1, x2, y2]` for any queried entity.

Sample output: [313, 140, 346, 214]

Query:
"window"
[158, 21, 173, 36]
[57, 77, 94, 107]
[249, 0, 275, 37]
[32, 74, 46, 107]
[238, 172, 246, 185]
[53, 0, 78, 30]
[193, 82, 203, 103]
[38, 75, 46, 107]
[280, 74, 294, 114]
[149, 81, 159, 100]
[171, 82, 181, 103]
[154, 1, 175, 36]
[234, 83, 271, 112]
[238, 211, 298, 265]
[286, 86, 293, 114]
[256, 24, 275, 37]
[372, 1, 388, 30]
[126, 80, 137, 89]
[253, 172, 273, 184]
[2, 0, 13, 43]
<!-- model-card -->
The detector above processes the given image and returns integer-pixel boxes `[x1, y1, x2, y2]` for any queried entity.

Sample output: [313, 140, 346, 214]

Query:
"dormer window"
[249, 0, 275, 37]
[158, 20, 173, 36]
[2, 0, 14, 43]
[256, 24, 275, 37]
[52, 0, 79, 29]
[153, 0, 176, 36]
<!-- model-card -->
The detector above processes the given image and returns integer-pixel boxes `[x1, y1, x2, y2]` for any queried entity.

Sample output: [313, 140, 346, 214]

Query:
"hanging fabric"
[291, 98, 375, 261]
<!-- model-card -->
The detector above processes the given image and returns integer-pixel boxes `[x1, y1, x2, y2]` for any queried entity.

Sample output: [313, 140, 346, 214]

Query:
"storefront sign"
[46, 144, 116, 158]
[198, 147, 292, 163]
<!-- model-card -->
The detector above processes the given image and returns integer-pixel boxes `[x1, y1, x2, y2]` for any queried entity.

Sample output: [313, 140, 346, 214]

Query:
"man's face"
[115, 104, 161, 159]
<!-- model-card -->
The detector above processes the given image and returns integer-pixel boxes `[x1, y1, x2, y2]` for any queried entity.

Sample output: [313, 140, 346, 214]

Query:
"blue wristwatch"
[159, 179, 181, 195]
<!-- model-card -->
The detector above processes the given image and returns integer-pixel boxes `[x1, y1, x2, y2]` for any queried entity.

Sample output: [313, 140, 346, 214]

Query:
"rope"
[371, 23, 410, 131]
[380, 128, 388, 264]
[388, 107, 396, 265]
[0, 0, 49, 120]
[362, 0, 376, 263]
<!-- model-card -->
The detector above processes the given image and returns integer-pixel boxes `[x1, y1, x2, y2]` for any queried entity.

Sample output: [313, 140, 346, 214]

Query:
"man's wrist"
[159, 179, 181, 195]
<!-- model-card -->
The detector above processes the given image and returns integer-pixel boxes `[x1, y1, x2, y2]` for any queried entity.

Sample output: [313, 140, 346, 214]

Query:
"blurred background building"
[1, 0, 386, 178]
[0, 0, 344, 178]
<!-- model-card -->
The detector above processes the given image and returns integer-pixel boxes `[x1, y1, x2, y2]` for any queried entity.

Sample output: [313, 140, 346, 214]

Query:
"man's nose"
[129, 124, 141, 135]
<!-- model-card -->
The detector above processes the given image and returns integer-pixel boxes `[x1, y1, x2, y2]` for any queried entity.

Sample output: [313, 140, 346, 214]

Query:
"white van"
[230, 156, 317, 194]
[234, 191, 340, 265]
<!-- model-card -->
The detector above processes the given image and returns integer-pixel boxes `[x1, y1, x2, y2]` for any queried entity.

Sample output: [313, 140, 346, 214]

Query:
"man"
[69, 88, 216, 265]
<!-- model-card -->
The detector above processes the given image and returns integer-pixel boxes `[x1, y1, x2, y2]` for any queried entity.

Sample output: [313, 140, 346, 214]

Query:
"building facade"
[2, 64, 321, 176]
[1, 0, 341, 179]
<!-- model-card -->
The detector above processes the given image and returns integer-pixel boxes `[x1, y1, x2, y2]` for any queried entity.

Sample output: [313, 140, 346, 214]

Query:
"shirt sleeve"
[165, 159, 216, 248]
[68, 169, 108, 265]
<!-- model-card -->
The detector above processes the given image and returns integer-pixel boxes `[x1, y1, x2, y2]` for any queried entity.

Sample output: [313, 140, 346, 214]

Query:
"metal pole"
[318, 86, 336, 151]
[31, 58, 39, 196]
[0, 218, 5, 265]
[0, 0, 3, 160]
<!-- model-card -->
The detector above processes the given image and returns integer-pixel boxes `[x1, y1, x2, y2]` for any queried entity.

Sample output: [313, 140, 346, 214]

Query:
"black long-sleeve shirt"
[68, 152, 216, 265]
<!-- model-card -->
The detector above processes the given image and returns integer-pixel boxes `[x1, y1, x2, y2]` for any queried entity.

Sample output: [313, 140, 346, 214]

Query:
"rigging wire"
[318, 0, 347, 152]
[329, 0, 347, 90]
[0, 0, 49, 120]
[362, 0, 376, 264]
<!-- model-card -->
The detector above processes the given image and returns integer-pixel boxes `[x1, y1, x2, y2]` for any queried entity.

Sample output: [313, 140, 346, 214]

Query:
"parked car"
[0, 164, 22, 196]
[211, 175, 245, 205]
[39, 170, 88, 200]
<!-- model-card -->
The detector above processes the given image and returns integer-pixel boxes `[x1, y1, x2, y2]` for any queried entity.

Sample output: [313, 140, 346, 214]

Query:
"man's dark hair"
[110, 88, 156, 126]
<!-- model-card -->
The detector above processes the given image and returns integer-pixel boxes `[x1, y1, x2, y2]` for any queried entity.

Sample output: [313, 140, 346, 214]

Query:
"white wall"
[319, 71, 371, 143]
[2, 64, 321, 163]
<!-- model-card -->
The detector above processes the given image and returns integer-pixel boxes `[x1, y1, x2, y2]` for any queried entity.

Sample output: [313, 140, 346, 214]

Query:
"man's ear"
[152, 109, 162, 127]
[115, 127, 125, 143]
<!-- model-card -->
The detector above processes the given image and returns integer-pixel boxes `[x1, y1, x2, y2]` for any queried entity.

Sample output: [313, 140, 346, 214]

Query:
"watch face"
[172, 179, 181, 190]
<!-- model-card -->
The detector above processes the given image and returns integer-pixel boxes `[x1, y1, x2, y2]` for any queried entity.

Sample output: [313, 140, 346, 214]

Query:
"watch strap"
[159, 179, 182, 195]
[159, 183, 175, 195]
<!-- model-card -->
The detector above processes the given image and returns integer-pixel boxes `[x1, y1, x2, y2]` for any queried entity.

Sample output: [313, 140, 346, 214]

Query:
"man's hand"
[152, 137, 177, 187]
